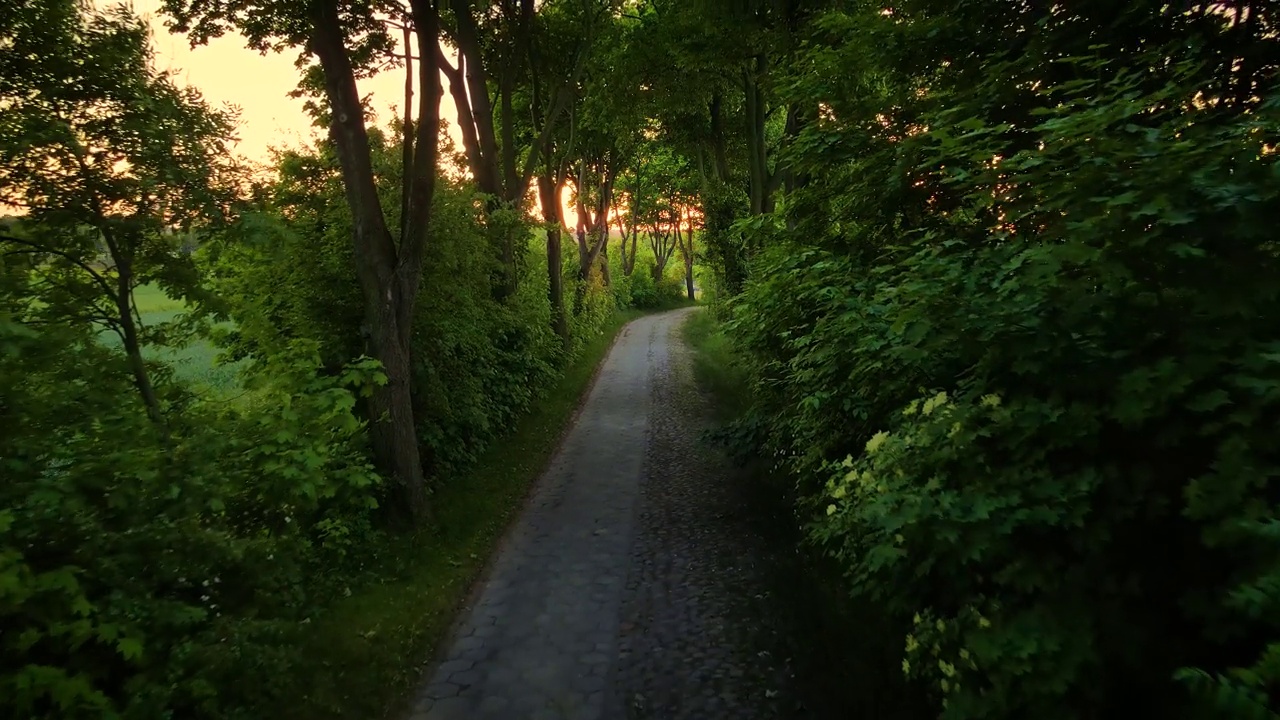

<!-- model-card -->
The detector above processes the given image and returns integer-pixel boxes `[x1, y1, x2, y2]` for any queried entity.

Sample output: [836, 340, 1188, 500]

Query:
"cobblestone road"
[407, 308, 802, 720]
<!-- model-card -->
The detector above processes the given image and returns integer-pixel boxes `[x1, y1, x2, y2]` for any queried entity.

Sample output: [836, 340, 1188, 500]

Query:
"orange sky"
[134, 0, 464, 163]
[87, 2, 587, 227]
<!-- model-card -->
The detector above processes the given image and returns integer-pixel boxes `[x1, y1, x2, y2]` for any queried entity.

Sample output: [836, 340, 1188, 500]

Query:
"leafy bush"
[209, 137, 565, 482]
[0, 310, 381, 718]
[620, 261, 685, 309]
[567, 273, 618, 352]
[727, 2, 1280, 718]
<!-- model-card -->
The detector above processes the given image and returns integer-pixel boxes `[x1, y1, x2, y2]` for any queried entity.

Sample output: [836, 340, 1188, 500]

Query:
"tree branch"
[438, 44, 487, 189]
[0, 236, 116, 298]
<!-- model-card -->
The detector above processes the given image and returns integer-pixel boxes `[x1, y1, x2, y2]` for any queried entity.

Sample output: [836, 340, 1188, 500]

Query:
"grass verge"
[681, 307, 751, 420]
[274, 306, 662, 720]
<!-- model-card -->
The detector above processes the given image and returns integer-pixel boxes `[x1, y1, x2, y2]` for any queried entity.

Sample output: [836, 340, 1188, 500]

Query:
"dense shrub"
[0, 307, 381, 718]
[210, 137, 570, 481]
[727, 2, 1280, 718]
[616, 261, 685, 309]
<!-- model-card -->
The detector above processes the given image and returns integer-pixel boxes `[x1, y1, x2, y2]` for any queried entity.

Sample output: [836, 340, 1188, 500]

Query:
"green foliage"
[609, 236, 689, 310]
[0, 0, 236, 327]
[0, 309, 381, 719]
[208, 132, 568, 481]
[720, 1, 1280, 718]
[0, 1, 683, 718]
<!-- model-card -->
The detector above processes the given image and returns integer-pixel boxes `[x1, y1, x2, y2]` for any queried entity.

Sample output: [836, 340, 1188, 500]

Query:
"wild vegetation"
[685, 1, 1280, 719]
[4, 0, 1278, 718]
[1, 0, 688, 717]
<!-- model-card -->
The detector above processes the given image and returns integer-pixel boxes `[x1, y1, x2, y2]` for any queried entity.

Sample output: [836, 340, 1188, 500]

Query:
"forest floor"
[405, 307, 819, 720]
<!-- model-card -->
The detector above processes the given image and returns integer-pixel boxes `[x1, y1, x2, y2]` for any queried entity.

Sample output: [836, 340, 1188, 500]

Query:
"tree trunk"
[538, 171, 569, 344]
[114, 270, 164, 427]
[599, 225, 611, 288]
[652, 227, 671, 281]
[709, 92, 731, 182]
[677, 217, 696, 301]
[96, 224, 165, 428]
[399, 22, 414, 242]
[743, 54, 773, 216]
[311, 0, 432, 522]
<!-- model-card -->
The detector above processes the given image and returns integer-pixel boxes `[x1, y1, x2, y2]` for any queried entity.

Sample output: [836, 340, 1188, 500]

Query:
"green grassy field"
[102, 284, 245, 394]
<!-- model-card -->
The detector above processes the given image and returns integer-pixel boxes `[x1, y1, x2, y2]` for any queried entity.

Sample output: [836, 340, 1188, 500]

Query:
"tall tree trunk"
[709, 92, 731, 182]
[538, 170, 569, 344]
[311, 0, 439, 522]
[598, 224, 611, 287]
[651, 227, 672, 281]
[447, 0, 585, 302]
[573, 161, 612, 284]
[496, 61, 519, 299]
[677, 214, 696, 301]
[114, 267, 164, 427]
[596, 170, 614, 287]
[399, 22, 414, 242]
[743, 54, 773, 216]
[616, 223, 630, 276]
[627, 230, 638, 276]
[96, 224, 165, 428]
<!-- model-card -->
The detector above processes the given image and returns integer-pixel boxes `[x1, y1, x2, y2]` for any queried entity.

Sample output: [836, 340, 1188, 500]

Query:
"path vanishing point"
[405, 307, 805, 720]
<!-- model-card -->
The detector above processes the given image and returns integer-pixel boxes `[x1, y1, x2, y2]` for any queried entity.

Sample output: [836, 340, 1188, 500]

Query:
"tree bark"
[538, 170, 569, 344]
[114, 263, 165, 428]
[598, 215, 611, 288]
[446, 0, 595, 303]
[675, 211, 696, 301]
[399, 22, 414, 243]
[573, 160, 614, 284]
[92, 217, 166, 429]
[742, 54, 778, 216]
[450, 0, 501, 195]
[310, 0, 440, 523]
[650, 224, 675, 281]
[709, 92, 731, 183]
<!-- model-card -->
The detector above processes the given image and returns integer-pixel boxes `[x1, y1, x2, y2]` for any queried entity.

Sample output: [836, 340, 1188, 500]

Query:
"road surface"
[406, 307, 800, 720]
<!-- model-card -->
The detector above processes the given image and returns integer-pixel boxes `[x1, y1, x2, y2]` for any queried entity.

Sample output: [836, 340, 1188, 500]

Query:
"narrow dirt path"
[408, 308, 800, 720]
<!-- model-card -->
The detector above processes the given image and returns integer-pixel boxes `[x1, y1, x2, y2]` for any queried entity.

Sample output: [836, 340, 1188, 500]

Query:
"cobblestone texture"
[408, 308, 802, 720]
[609, 311, 800, 719]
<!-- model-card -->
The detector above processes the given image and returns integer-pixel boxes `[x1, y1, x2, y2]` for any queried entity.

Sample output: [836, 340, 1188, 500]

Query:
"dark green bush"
[620, 263, 685, 309]
[728, 2, 1280, 718]
[209, 136, 568, 482]
[0, 309, 381, 718]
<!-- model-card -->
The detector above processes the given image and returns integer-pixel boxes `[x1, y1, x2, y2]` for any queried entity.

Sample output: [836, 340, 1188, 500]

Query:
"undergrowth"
[682, 308, 932, 720]
[273, 307, 656, 719]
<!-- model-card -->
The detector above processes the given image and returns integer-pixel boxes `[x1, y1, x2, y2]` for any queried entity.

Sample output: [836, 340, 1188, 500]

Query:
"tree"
[439, 0, 606, 300]
[716, 0, 1280, 717]
[517, 0, 638, 341]
[162, 0, 444, 521]
[674, 205, 697, 300]
[570, 153, 616, 288]
[0, 1, 237, 427]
